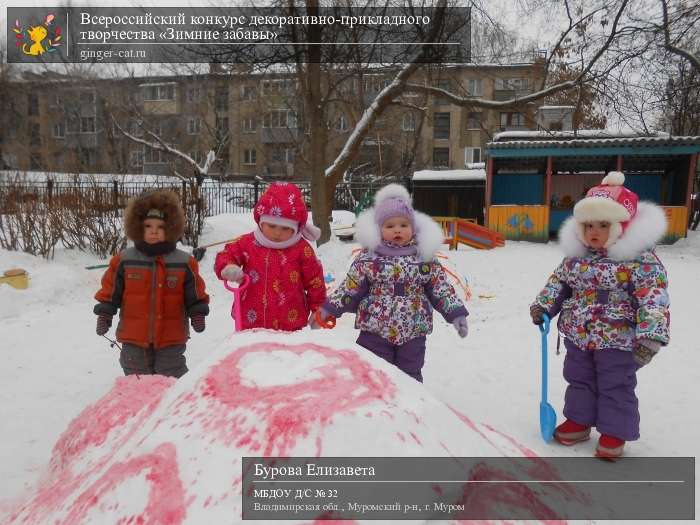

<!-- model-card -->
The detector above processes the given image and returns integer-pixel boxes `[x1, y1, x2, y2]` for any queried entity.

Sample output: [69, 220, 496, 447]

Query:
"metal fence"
[0, 179, 391, 216]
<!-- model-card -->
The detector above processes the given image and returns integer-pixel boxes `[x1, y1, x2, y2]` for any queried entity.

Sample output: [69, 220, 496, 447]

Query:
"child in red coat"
[214, 182, 326, 331]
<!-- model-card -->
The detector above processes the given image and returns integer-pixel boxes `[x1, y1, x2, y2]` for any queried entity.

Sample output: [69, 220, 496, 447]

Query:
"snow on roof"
[492, 129, 671, 141]
[536, 105, 575, 111]
[412, 169, 486, 181]
[487, 132, 700, 150]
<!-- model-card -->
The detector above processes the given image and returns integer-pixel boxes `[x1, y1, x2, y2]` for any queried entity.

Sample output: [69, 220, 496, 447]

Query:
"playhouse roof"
[487, 131, 700, 151]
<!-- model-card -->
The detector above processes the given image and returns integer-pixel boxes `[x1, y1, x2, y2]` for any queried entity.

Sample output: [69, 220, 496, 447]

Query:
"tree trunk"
[305, 0, 332, 244]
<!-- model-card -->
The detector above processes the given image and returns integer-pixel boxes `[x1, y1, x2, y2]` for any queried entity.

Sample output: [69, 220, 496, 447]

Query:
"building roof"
[412, 169, 486, 181]
[489, 130, 700, 148]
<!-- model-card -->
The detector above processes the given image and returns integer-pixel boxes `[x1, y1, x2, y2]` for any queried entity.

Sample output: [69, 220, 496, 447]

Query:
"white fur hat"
[573, 171, 639, 247]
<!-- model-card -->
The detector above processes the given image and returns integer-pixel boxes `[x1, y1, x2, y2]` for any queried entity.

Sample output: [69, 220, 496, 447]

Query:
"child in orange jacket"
[94, 190, 209, 378]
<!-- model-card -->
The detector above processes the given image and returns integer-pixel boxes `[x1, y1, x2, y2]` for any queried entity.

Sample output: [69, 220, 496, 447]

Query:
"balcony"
[261, 128, 300, 144]
[66, 133, 98, 148]
[494, 89, 531, 102]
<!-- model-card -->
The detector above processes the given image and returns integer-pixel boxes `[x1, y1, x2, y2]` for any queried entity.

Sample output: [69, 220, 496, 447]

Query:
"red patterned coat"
[214, 232, 326, 331]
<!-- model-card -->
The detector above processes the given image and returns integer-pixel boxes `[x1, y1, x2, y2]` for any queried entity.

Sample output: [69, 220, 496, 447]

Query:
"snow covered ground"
[0, 212, 698, 523]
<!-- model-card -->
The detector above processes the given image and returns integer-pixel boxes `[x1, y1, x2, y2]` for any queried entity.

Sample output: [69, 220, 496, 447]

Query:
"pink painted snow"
[2, 331, 590, 524]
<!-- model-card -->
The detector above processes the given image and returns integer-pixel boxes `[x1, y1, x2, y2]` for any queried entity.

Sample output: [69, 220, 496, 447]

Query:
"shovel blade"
[540, 401, 557, 443]
[540, 402, 557, 442]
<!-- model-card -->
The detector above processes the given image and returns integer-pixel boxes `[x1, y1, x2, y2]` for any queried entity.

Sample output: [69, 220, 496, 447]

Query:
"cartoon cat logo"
[13, 14, 62, 57]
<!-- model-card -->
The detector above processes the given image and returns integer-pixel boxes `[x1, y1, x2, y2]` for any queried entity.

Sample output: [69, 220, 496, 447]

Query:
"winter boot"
[554, 419, 591, 446]
[595, 434, 625, 459]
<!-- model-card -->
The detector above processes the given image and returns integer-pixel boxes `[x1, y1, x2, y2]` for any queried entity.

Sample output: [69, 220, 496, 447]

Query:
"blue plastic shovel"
[539, 313, 557, 442]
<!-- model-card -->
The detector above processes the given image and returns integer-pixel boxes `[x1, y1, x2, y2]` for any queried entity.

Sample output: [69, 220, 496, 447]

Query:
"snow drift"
[4, 330, 590, 524]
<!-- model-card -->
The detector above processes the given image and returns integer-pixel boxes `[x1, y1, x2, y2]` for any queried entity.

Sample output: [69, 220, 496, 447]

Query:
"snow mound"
[5, 331, 588, 524]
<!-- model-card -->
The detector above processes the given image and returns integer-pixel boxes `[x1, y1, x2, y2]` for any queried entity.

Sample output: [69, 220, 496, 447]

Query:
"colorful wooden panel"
[488, 205, 549, 242]
[661, 206, 688, 243]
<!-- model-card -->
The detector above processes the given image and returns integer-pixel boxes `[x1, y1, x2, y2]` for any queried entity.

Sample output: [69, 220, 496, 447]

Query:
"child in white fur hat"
[312, 184, 469, 382]
[530, 171, 670, 458]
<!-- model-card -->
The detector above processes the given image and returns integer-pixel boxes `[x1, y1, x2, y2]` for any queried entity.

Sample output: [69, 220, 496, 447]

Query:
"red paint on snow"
[61, 442, 186, 525]
[446, 407, 590, 518]
[197, 342, 395, 456]
[6, 377, 174, 524]
[51, 376, 174, 474]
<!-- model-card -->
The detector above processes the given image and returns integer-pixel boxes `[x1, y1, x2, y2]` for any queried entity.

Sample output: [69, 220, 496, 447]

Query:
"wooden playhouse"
[484, 132, 700, 242]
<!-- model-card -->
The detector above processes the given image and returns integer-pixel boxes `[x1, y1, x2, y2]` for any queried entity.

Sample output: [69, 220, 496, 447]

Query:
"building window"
[130, 150, 144, 168]
[2, 153, 18, 168]
[500, 112, 527, 129]
[467, 79, 483, 96]
[433, 79, 451, 105]
[432, 147, 449, 167]
[145, 146, 167, 164]
[187, 117, 201, 135]
[30, 152, 42, 170]
[186, 87, 201, 102]
[341, 78, 358, 94]
[80, 91, 95, 104]
[262, 79, 295, 95]
[190, 150, 203, 165]
[336, 114, 348, 132]
[30, 123, 41, 146]
[216, 116, 229, 141]
[215, 87, 229, 111]
[242, 85, 256, 101]
[402, 113, 416, 132]
[242, 117, 256, 133]
[263, 110, 297, 128]
[433, 112, 450, 139]
[81, 117, 96, 133]
[548, 121, 563, 131]
[466, 112, 482, 130]
[495, 78, 529, 91]
[363, 76, 390, 93]
[243, 149, 256, 165]
[144, 84, 175, 101]
[464, 147, 481, 165]
[79, 148, 96, 166]
[53, 122, 65, 139]
[271, 146, 293, 163]
[28, 93, 39, 116]
[124, 119, 142, 137]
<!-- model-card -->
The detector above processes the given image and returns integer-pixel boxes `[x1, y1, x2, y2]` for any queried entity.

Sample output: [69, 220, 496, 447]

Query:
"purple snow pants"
[357, 331, 426, 382]
[563, 338, 640, 441]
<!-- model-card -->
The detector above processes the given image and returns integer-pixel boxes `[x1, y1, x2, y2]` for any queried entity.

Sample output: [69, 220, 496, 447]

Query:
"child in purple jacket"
[312, 184, 468, 382]
[531, 172, 670, 459]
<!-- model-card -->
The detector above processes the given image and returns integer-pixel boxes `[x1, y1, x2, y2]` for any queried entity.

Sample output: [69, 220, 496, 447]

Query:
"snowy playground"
[0, 211, 698, 524]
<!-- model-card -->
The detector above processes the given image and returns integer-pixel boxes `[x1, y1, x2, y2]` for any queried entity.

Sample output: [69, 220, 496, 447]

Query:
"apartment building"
[0, 62, 544, 179]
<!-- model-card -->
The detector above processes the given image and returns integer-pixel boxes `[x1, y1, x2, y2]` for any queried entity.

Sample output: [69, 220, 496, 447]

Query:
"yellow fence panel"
[488, 205, 549, 242]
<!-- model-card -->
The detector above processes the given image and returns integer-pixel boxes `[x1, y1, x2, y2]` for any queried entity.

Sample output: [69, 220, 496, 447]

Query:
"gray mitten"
[634, 340, 661, 368]
[452, 316, 469, 338]
[221, 264, 244, 283]
[96, 314, 112, 336]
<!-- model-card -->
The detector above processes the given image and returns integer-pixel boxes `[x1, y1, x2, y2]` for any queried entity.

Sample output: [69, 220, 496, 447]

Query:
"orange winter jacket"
[94, 247, 209, 348]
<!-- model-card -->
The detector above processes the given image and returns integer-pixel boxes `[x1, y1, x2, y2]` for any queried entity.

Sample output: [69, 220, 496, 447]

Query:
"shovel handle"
[224, 274, 250, 293]
[540, 313, 551, 402]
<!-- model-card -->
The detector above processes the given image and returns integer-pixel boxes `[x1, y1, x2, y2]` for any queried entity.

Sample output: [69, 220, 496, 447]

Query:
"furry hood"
[124, 190, 186, 243]
[558, 201, 667, 261]
[355, 208, 444, 262]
